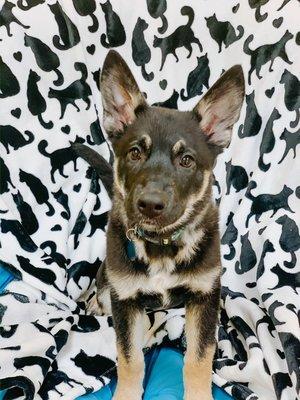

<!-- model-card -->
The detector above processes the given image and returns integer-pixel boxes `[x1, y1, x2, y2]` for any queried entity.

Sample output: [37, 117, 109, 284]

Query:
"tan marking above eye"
[172, 139, 186, 155]
[141, 134, 152, 150]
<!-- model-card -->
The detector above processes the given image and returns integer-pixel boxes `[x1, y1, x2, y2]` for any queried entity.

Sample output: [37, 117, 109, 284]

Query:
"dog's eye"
[129, 147, 142, 161]
[180, 155, 194, 168]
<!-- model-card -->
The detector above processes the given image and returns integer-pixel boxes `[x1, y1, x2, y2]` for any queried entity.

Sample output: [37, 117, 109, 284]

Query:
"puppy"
[74, 50, 244, 400]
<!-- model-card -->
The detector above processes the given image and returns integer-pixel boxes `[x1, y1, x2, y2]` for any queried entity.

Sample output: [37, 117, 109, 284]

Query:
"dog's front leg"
[111, 294, 145, 400]
[184, 289, 220, 400]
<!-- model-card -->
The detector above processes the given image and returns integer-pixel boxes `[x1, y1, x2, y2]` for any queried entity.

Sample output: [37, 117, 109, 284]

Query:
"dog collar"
[126, 226, 184, 246]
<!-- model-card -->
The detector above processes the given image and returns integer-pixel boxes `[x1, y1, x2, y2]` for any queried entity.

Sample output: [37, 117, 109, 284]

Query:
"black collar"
[126, 226, 184, 246]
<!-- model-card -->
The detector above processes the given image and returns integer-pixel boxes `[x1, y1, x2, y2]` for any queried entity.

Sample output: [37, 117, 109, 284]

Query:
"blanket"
[0, 0, 299, 399]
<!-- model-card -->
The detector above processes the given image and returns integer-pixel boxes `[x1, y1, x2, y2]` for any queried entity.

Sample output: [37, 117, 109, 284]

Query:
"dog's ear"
[100, 50, 147, 139]
[194, 65, 245, 148]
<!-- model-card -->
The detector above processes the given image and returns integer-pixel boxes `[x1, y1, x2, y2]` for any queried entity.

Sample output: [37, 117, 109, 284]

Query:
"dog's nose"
[137, 193, 167, 218]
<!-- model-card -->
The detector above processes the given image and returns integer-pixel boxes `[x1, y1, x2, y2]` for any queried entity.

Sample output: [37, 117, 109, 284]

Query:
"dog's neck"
[126, 225, 185, 246]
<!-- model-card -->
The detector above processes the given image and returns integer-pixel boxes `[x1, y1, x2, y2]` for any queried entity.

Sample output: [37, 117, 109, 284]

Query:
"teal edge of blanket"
[0, 265, 233, 400]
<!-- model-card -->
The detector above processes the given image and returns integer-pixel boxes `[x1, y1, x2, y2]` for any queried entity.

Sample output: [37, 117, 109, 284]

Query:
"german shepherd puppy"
[74, 50, 244, 400]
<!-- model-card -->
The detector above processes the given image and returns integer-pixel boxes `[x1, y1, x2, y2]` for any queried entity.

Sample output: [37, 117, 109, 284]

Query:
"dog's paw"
[86, 295, 104, 316]
[185, 392, 213, 400]
[113, 390, 142, 400]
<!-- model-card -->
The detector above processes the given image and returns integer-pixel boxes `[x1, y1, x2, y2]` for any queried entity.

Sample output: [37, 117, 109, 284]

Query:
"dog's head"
[101, 50, 244, 233]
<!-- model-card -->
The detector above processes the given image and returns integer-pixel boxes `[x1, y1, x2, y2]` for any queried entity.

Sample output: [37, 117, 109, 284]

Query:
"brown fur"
[74, 50, 244, 399]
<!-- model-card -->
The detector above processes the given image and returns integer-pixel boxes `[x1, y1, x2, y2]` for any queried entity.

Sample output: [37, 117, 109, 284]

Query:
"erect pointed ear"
[100, 50, 147, 139]
[194, 65, 245, 148]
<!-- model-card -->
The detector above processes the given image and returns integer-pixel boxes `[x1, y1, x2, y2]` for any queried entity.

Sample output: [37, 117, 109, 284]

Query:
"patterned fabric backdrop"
[0, 1, 299, 399]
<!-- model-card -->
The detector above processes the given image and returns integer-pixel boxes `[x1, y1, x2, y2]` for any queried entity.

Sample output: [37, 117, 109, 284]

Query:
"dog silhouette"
[153, 6, 202, 71]
[0, 56, 20, 98]
[180, 54, 210, 101]
[278, 128, 300, 164]
[48, 1, 80, 50]
[100, 0, 126, 48]
[132, 17, 154, 81]
[280, 69, 300, 128]
[0, 125, 34, 154]
[24, 34, 63, 86]
[205, 14, 243, 53]
[48, 63, 91, 119]
[0, 157, 15, 194]
[238, 91, 262, 138]
[221, 212, 238, 261]
[244, 30, 293, 85]
[245, 181, 294, 227]
[146, 0, 167, 34]
[19, 169, 55, 216]
[72, 0, 98, 33]
[276, 215, 300, 269]
[38, 137, 84, 183]
[17, 0, 45, 10]
[0, 1, 29, 37]
[12, 191, 39, 235]
[258, 108, 281, 171]
[27, 70, 53, 129]
[225, 160, 248, 195]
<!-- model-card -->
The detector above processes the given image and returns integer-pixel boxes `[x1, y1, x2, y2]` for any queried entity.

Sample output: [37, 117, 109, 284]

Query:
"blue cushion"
[77, 347, 233, 400]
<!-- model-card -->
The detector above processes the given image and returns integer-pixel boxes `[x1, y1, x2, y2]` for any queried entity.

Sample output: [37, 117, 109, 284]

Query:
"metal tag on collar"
[126, 226, 138, 241]
[126, 240, 137, 261]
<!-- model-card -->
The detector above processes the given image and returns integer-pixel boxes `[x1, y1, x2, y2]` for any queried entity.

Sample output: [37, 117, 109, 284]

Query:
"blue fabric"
[77, 348, 233, 400]
[0, 265, 14, 293]
[0, 266, 232, 400]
